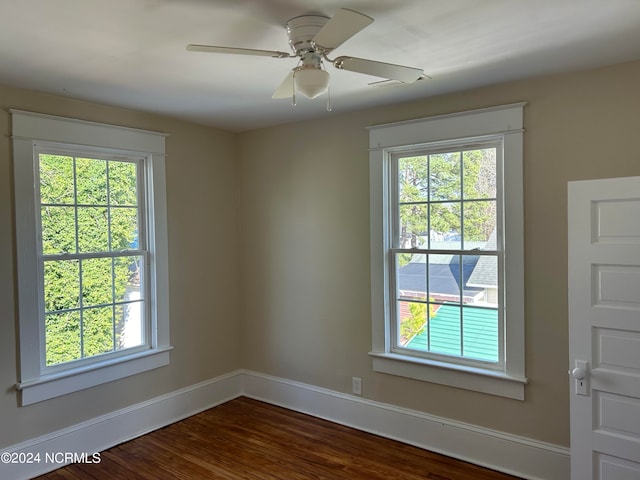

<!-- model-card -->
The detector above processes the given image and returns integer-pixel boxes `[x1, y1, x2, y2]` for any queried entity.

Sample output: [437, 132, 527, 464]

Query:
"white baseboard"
[239, 370, 570, 480]
[1, 369, 569, 480]
[0, 371, 241, 480]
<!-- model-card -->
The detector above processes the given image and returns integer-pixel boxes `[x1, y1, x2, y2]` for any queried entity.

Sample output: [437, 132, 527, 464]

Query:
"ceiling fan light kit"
[187, 8, 426, 103]
[294, 65, 330, 99]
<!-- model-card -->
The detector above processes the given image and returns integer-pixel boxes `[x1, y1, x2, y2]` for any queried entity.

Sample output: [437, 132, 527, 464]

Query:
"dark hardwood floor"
[35, 397, 522, 479]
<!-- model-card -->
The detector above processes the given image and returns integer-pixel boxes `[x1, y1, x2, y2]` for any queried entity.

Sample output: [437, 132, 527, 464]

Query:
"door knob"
[569, 360, 589, 395]
[570, 367, 586, 380]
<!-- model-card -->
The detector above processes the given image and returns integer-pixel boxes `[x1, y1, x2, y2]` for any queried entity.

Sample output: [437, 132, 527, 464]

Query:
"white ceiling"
[1, 0, 640, 132]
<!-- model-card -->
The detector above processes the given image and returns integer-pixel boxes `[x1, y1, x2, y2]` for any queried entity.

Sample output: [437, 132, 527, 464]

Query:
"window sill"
[15, 347, 173, 406]
[369, 351, 527, 400]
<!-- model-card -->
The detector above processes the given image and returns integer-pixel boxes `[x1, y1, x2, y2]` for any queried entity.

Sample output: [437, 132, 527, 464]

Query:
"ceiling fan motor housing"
[286, 15, 329, 54]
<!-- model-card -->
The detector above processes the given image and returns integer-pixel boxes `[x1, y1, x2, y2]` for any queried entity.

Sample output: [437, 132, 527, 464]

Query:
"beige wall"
[0, 85, 241, 447]
[238, 60, 640, 447]
[2, 59, 639, 452]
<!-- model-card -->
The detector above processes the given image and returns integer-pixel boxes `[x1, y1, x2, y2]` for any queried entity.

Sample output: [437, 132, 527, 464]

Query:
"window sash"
[38, 252, 151, 374]
[388, 249, 504, 370]
[34, 148, 152, 374]
[387, 141, 505, 369]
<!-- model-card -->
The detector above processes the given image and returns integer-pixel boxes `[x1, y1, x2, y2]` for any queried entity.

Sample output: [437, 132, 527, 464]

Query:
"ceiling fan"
[186, 8, 426, 102]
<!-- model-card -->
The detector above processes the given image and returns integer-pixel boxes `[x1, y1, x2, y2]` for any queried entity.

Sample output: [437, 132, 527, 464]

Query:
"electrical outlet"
[352, 377, 362, 396]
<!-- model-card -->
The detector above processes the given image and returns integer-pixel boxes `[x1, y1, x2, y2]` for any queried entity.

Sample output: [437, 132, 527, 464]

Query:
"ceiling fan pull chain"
[326, 86, 332, 112]
[292, 70, 297, 106]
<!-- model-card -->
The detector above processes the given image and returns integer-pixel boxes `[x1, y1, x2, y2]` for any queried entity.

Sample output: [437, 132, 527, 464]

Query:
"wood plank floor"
[36, 397, 522, 479]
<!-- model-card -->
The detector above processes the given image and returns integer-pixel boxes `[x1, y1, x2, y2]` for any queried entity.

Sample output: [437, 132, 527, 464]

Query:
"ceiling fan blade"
[311, 9, 373, 51]
[333, 56, 424, 83]
[272, 71, 295, 99]
[186, 44, 291, 59]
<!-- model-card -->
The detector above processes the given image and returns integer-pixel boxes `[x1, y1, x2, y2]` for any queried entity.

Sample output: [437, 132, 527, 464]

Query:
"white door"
[568, 176, 640, 480]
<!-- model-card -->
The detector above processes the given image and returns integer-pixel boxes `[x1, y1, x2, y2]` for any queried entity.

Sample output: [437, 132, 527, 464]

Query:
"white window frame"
[368, 104, 527, 400]
[12, 110, 172, 405]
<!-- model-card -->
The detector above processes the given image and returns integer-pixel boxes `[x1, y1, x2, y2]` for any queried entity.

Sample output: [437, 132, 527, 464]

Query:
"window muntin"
[390, 143, 503, 368]
[37, 149, 149, 370]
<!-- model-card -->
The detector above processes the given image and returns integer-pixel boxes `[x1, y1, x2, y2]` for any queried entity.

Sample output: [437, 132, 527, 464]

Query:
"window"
[12, 110, 171, 405]
[38, 149, 146, 367]
[393, 144, 501, 363]
[368, 104, 526, 399]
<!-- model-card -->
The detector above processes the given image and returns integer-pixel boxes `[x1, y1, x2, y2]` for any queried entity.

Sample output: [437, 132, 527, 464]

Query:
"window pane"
[398, 156, 428, 202]
[399, 204, 426, 248]
[81, 258, 113, 307]
[109, 161, 138, 206]
[462, 306, 499, 362]
[463, 201, 496, 247]
[116, 301, 144, 350]
[396, 252, 426, 301]
[463, 148, 496, 200]
[430, 304, 462, 356]
[428, 253, 462, 304]
[45, 311, 81, 365]
[430, 202, 461, 250]
[41, 206, 76, 254]
[76, 158, 107, 205]
[77, 207, 109, 252]
[83, 307, 115, 357]
[114, 256, 138, 298]
[110, 207, 138, 250]
[39, 155, 74, 205]
[429, 152, 461, 201]
[115, 253, 144, 350]
[398, 300, 429, 347]
[466, 254, 498, 308]
[114, 256, 143, 302]
[44, 260, 80, 312]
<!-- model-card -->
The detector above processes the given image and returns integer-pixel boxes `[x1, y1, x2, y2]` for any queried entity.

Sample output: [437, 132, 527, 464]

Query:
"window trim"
[11, 110, 172, 405]
[368, 104, 526, 400]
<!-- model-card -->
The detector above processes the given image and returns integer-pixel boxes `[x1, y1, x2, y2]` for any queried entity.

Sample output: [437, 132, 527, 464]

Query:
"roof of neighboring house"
[405, 304, 499, 362]
[466, 256, 497, 289]
[400, 233, 498, 298]
[467, 230, 498, 289]
[398, 258, 483, 301]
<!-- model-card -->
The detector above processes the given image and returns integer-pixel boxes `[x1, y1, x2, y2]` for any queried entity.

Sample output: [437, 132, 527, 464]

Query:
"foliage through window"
[38, 151, 146, 366]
